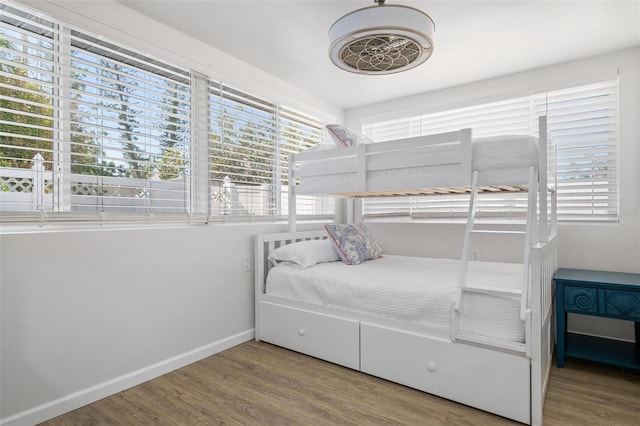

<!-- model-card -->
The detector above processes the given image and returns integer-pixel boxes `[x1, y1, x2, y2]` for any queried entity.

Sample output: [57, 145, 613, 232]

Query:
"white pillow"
[268, 239, 340, 269]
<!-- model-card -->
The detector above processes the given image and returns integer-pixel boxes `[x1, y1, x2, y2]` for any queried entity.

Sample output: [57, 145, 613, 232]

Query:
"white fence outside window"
[1, 154, 332, 219]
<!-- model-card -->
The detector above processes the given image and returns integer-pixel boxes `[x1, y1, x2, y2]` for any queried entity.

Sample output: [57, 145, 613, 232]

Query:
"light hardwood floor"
[41, 340, 639, 425]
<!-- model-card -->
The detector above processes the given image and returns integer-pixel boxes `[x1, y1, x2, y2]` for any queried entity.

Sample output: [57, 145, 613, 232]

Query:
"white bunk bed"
[255, 116, 557, 425]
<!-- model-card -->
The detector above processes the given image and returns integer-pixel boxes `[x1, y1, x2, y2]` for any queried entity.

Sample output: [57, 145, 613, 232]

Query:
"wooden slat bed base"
[330, 184, 529, 198]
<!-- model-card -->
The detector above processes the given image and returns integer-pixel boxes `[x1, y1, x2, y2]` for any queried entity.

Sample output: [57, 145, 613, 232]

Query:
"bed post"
[538, 116, 548, 243]
[530, 246, 543, 426]
[550, 136, 558, 239]
[530, 115, 551, 425]
[255, 234, 265, 341]
[459, 128, 473, 184]
[346, 198, 355, 224]
[529, 238, 556, 426]
[288, 155, 297, 232]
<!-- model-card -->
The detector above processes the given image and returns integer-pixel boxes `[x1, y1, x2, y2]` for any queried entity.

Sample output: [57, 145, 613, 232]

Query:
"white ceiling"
[118, 0, 640, 110]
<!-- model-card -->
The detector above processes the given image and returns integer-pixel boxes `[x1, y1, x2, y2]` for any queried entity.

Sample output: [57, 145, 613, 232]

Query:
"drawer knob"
[298, 329, 305, 336]
[427, 362, 436, 372]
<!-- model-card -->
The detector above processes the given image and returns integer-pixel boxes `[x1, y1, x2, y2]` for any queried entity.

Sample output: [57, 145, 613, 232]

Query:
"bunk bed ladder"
[452, 166, 538, 353]
[454, 170, 480, 314]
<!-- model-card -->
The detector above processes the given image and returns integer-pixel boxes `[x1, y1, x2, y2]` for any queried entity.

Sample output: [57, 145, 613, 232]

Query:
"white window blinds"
[361, 79, 618, 222]
[208, 83, 333, 219]
[1, 1, 333, 225]
[68, 30, 193, 215]
[534, 81, 618, 221]
[1, 4, 57, 211]
[209, 83, 277, 217]
[1, 3, 193, 218]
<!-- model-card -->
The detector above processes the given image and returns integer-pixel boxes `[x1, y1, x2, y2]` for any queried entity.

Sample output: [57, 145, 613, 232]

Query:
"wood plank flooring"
[41, 340, 640, 425]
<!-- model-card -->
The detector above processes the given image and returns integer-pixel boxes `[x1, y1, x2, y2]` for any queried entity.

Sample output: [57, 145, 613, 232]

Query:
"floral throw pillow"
[326, 124, 373, 148]
[324, 223, 382, 265]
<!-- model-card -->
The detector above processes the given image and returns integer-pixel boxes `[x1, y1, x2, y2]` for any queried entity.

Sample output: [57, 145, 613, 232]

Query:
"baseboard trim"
[1, 329, 255, 426]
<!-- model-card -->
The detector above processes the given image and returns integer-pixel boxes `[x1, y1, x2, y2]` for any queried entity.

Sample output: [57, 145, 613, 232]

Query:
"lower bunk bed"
[255, 230, 557, 425]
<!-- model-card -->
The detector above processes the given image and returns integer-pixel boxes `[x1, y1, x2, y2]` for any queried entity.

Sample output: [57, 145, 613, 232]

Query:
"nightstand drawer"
[605, 290, 640, 320]
[564, 286, 598, 313]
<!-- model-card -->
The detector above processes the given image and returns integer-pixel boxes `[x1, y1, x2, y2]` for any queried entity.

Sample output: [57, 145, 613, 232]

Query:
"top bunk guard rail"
[290, 128, 473, 196]
[288, 116, 555, 233]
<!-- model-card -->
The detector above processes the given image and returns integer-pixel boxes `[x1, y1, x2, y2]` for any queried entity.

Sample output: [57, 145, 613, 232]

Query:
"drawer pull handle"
[427, 362, 436, 373]
[298, 329, 305, 336]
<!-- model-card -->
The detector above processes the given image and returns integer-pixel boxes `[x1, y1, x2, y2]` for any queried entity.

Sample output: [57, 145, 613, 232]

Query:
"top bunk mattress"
[471, 135, 538, 170]
[266, 255, 526, 343]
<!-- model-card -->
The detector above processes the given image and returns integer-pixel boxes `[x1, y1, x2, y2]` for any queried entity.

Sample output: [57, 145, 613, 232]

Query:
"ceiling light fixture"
[328, 0, 435, 75]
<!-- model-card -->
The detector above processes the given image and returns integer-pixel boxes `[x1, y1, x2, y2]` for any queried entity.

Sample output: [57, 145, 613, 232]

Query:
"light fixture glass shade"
[329, 4, 435, 75]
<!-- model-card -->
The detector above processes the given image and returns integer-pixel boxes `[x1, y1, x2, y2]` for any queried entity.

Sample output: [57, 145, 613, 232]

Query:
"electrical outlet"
[472, 250, 480, 261]
[242, 254, 251, 272]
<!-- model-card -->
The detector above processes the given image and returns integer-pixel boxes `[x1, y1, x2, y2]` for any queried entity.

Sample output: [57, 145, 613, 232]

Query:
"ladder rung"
[461, 286, 522, 297]
[454, 331, 526, 353]
[471, 230, 526, 235]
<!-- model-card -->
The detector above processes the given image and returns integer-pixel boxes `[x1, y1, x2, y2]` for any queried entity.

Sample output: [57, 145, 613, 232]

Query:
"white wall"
[2, 0, 340, 424]
[0, 223, 317, 424]
[346, 47, 640, 340]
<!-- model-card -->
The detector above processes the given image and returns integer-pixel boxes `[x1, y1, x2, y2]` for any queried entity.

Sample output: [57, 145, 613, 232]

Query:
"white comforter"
[266, 255, 525, 342]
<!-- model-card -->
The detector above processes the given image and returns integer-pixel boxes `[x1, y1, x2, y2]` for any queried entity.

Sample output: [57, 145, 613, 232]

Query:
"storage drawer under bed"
[360, 323, 531, 424]
[258, 301, 360, 370]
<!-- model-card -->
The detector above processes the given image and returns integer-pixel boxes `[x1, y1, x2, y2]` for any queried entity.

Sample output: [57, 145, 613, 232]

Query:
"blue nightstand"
[554, 268, 640, 370]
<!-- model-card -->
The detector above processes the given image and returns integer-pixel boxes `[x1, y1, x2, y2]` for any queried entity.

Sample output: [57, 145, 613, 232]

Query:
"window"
[1, 5, 56, 212]
[361, 79, 619, 223]
[209, 83, 278, 217]
[0, 2, 332, 224]
[208, 84, 333, 220]
[67, 29, 193, 215]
